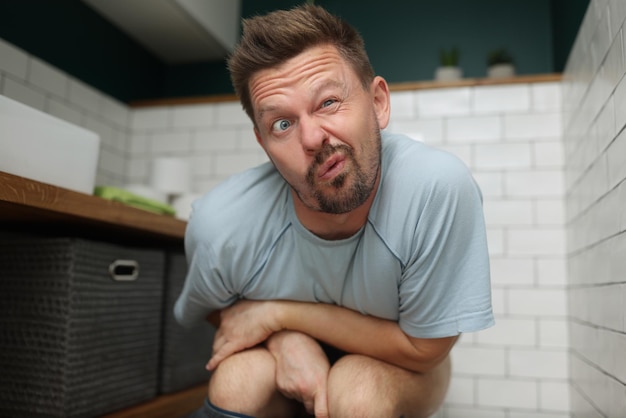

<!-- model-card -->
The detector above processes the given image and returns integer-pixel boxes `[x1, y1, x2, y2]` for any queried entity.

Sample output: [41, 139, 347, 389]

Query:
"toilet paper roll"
[150, 157, 191, 194]
[172, 193, 202, 221]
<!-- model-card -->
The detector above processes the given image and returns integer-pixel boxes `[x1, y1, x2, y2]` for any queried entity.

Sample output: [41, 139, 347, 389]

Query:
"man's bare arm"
[207, 300, 458, 374]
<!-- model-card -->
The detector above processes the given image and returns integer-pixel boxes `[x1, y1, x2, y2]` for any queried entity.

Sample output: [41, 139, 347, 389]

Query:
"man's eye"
[272, 119, 291, 132]
[322, 99, 336, 108]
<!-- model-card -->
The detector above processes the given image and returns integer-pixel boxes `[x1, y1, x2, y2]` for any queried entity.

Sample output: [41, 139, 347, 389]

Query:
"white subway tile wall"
[0, 38, 129, 187]
[126, 103, 262, 191]
[0, 38, 28, 78]
[28, 58, 69, 99]
[473, 85, 530, 114]
[563, 0, 626, 417]
[446, 115, 502, 142]
[416, 87, 471, 117]
[390, 81, 569, 417]
[4, 75, 46, 110]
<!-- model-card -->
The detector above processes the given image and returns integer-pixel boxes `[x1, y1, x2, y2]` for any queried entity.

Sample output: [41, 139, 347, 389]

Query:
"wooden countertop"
[0, 171, 186, 246]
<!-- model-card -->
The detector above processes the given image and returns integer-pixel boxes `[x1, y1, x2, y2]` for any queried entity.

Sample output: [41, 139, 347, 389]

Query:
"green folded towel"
[94, 186, 176, 216]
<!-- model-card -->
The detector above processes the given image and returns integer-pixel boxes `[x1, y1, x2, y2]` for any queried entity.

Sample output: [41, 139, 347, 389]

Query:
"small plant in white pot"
[487, 48, 515, 78]
[435, 47, 462, 81]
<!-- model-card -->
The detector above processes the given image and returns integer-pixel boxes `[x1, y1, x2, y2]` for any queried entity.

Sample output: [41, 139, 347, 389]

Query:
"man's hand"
[206, 300, 281, 370]
[267, 331, 330, 418]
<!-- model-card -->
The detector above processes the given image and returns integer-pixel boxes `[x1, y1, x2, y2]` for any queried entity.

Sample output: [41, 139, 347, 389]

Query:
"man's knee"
[327, 354, 451, 418]
[208, 347, 278, 415]
[327, 354, 400, 417]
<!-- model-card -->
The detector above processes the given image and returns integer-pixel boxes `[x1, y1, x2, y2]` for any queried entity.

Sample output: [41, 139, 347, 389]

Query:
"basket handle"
[109, 259, 140, 282]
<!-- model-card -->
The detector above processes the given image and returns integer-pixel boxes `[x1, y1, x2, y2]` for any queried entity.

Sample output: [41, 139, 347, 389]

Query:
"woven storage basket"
[159, 251, 214, 394]
[0, 237, 164, 418]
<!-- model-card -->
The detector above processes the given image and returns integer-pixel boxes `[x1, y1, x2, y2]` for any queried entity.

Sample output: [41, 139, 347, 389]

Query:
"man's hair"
[227, 4, 375, 121]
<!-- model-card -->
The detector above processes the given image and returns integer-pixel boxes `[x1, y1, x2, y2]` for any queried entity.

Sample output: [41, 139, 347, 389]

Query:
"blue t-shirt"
[174, 131, 494, 338]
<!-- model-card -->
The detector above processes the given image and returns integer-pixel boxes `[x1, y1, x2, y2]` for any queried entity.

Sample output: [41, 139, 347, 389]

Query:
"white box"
[0, 95, 100, 194]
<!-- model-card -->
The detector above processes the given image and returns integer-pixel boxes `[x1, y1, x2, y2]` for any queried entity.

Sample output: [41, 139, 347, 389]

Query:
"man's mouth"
[318, 154, 346, 181]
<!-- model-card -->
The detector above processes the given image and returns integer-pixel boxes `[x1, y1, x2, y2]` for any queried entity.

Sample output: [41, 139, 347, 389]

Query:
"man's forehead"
[250, 48, 350, 111]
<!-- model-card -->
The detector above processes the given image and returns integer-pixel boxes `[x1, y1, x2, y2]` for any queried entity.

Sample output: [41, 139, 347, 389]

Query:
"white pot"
[434, 66, 463, 81]
[487, 63, 515, 79]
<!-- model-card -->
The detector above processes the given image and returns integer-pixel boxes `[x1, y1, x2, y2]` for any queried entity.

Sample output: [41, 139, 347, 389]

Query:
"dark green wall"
[316, 0, 553, 82]
[0, 0, 589, 104]
[0, 0, 165, 102]
[551, 0, 589, 71]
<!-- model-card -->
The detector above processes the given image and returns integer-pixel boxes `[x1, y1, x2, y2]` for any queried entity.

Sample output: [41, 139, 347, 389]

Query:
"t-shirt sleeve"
[173, 211, 238, 328]
[398, 156, 494, 338]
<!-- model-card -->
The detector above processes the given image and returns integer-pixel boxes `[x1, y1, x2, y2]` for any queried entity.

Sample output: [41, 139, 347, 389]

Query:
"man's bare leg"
[208, 347, 301, 418]
[207, 346, 450, 417]
[327, 354, 451, 418]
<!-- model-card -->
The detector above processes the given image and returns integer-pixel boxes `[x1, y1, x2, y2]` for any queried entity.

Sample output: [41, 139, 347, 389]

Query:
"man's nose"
[299, 116, 328, 155]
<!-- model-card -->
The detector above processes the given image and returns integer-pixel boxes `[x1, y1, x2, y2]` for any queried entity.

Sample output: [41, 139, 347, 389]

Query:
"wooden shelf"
[102, 384, 207, 418]
[129, 73, 562, 108]
[0, 171, 186, 246]
[387, 73, 562, 92]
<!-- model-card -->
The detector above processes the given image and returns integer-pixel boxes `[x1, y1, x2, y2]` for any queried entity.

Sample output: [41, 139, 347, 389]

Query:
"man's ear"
[370, 76, 391, 129]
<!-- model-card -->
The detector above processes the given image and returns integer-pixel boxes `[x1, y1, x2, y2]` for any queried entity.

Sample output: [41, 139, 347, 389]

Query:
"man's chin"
[315, 189, 371, 214]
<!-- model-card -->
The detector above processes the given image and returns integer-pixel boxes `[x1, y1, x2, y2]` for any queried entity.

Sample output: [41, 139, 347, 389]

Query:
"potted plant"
[487, 48, 515, 78]
[435, 47, 462, 81]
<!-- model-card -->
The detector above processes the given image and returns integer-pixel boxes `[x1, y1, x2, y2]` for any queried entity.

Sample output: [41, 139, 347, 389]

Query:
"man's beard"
[298, 130, 381, 214]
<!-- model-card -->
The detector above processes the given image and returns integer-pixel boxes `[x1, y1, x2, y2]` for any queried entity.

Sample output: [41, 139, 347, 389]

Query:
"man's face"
[250, 44, 390, 214]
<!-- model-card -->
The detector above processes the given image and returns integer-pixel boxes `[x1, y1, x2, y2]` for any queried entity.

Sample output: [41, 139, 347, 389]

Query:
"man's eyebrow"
[256, 79, 347, 121]
[314, 79, 346, 94]
[257, 105, 278, 122]
[317, 78, 342, 88]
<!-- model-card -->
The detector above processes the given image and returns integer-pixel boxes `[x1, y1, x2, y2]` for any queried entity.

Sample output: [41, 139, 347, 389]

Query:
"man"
[175, 5, 493, 418]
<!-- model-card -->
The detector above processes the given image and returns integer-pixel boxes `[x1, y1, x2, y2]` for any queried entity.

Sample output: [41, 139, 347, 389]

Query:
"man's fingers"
[303, 399, 315, 415]
[206, 341, 237, 370]
[205, 355, 220, 371]
[314, 389, 329, 418]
